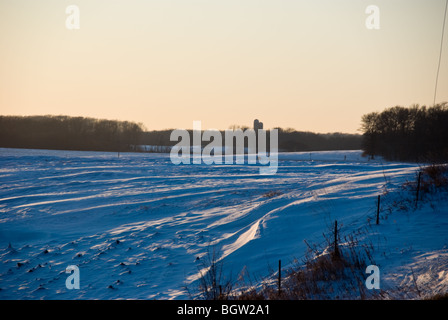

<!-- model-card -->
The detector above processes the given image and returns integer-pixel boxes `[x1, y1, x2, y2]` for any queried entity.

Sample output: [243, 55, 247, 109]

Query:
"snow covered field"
[0, 148, 447, 299]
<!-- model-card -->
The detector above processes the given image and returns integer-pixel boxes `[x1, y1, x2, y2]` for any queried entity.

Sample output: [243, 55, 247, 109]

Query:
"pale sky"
[1, 0, 447, 133]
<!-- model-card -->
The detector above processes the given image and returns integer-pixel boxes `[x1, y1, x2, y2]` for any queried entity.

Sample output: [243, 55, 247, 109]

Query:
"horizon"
[0, 113, 366, 134]
[1, 1, 447, 133]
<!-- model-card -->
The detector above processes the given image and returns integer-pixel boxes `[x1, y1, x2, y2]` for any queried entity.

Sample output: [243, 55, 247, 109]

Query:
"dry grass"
[426, 292, 448, 300]
[186, 247, 234, 300]
[262, 190, 283, 198]
[421, 164, 448, 192]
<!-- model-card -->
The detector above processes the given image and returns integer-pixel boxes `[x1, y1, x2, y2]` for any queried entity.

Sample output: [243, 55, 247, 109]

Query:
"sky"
[1, 0, 447, 133]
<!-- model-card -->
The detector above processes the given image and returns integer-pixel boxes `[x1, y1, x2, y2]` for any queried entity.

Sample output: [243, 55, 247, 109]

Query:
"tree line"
[3, 106, 447, 161]
[275, 129, 361, 152]
[0, 115, 362, 153]
[0, 115, 144, 152]
[360, 103, 448, 162]
[141, 128, 361, 152]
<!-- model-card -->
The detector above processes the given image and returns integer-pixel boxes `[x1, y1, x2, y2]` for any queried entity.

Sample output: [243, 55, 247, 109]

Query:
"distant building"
[254, 119, 263, 131]
[254, 119, 264, 153]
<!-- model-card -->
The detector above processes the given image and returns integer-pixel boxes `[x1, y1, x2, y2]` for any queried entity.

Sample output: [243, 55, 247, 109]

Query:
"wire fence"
[260, 166, 424, 293]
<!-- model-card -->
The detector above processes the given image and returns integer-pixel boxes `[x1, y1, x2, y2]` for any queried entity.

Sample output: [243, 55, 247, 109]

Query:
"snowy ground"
[0, 148, 447, 299]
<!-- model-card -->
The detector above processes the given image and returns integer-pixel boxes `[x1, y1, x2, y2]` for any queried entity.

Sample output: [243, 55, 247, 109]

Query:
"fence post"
[333, 220, 340, 259]
[278, 259, 282, 296]
[376, 195, 381, 225]
[415, 171, 422, 207]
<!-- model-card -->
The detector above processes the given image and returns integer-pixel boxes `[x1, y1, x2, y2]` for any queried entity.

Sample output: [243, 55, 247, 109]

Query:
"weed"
[188, 246, 234, 300]
[263, 190, 283, 198]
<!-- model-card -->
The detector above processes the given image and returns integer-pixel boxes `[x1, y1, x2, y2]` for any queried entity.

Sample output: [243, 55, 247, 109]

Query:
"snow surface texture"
[0, 148, 447, 299]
